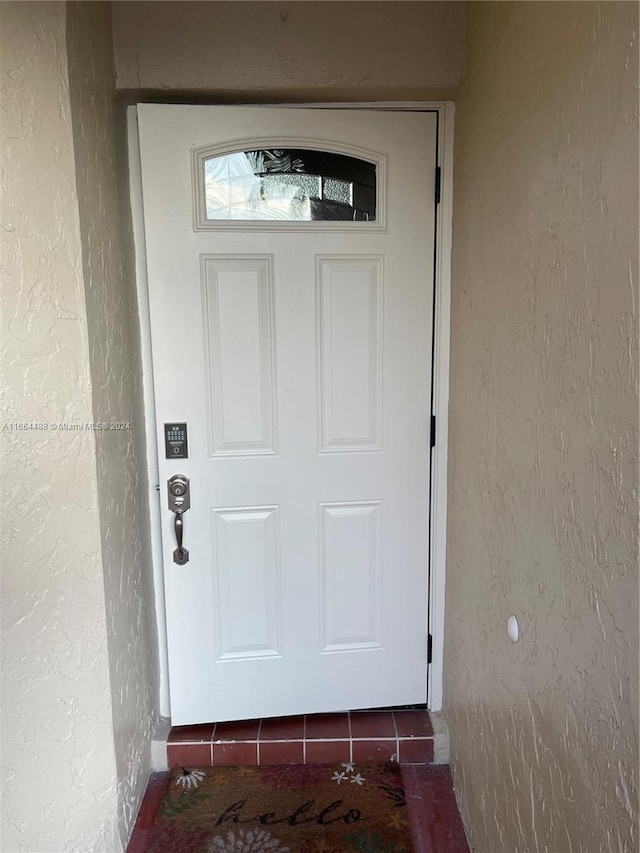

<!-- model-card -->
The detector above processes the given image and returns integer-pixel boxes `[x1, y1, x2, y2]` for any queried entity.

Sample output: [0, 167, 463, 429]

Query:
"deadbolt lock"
[168, 475, 190, 512]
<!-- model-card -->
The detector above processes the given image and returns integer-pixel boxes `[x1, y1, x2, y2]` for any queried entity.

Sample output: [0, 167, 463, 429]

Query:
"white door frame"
[127, 101, 454, 717]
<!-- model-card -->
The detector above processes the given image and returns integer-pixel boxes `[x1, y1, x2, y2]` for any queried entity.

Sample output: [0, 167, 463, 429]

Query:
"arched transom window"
[200, 147, 378, 223]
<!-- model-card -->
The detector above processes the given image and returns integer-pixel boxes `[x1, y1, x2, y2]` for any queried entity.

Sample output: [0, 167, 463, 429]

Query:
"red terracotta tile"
[213, 742, 258, 766]
[127, 828, 149, 853]
[129, 772, 169, 831]
[402, 765, 470, 853]
[352, 739, 398, 763]
[305, 740, 351, 764]
[398, 738, 434, 764]
[126, 773, 170, 853]
[214, 719, 260, 742]
[167, 723, 215, 744]
[259, 715, 305, 741]
[305, 713, 350, 740]
[167, 743, 213, 768]
[259, 740, 304, 765]
[393, 710, 433, 738]
[350, 711, 396, 739]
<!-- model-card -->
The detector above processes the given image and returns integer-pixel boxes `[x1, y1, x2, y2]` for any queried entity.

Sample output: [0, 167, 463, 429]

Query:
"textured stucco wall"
[445, 3, 639, 851]
[111, 0, 464, 101]
[66, 1, 159, 846]
[0, 3, 122, 850]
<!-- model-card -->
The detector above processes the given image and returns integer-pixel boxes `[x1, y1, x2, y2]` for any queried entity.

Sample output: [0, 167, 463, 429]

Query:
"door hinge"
[427, 633, 433, 665]
[430, 415, 436, 449]
[435, 166, 441, 205]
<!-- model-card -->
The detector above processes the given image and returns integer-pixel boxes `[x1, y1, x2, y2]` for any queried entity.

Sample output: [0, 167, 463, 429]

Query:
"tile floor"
[166, 709, 435, 768]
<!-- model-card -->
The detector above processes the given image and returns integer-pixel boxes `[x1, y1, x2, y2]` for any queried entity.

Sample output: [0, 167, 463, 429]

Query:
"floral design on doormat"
[208, 829, 290, 853]
[343, 827, 411, 853]
[367, 768, 406, 808]
[158, 768, 209, 819]
[176, 767, 206, 789]
[333, 763, 366, 786]
[160, 786, 207, 819]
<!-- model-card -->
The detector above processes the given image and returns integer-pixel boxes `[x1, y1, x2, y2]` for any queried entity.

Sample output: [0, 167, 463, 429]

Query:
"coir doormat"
[145, 763, 414, 853]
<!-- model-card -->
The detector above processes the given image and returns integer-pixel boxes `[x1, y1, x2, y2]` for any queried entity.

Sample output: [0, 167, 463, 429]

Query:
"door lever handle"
[168, 475, 190, 565]
[174, 511, 187, 563]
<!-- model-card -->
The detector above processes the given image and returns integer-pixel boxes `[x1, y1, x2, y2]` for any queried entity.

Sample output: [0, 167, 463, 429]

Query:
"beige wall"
[66, 0, 159, 842]
[112, 0, 464, 101]
[0, 3, 121, 850]
[1, 2, 157, 849]
[446, 2, 639, 851]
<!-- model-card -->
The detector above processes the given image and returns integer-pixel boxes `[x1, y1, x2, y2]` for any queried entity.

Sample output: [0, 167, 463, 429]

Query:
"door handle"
[174, 511, 185, 560]
[168, 475, 190, 565]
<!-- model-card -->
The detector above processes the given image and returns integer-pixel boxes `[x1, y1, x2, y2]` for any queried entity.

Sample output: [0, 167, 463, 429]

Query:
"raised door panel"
[201, 256, 277, 456]
[317, 257, 383, 453]
[212, 506, 281, 661]
[319, 501, 383, 652]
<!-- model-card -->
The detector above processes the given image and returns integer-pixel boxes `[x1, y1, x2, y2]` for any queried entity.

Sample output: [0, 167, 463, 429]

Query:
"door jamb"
[127, 101, 453, 716]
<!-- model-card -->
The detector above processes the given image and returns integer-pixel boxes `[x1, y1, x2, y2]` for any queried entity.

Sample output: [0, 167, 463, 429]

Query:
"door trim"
[127, 101, 454, 716]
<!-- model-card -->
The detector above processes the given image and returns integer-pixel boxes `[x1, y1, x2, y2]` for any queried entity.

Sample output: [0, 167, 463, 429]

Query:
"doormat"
[145, 763, 414, 853]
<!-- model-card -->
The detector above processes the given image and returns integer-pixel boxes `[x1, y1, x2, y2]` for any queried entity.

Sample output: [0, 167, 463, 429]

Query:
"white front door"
[138, 105, 437, 725]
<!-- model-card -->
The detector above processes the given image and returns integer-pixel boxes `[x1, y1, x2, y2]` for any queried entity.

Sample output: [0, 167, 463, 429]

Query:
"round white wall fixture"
[507, 615, 519, 643]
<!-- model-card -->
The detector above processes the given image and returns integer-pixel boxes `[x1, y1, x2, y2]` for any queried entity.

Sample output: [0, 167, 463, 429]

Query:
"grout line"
[355, 735, 398, 741]
[298, 735, 352, 742]
[168, 734, 407, 746]
[254, 738, 305, 744]
[256, 717, 263, 767]
[347, 710, 353, 764]
[391, 711, 400, 739]
[302, 716, 307, 765]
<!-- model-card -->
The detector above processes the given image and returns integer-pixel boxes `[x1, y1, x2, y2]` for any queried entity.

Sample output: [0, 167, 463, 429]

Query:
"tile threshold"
[164, 709, 438, 769]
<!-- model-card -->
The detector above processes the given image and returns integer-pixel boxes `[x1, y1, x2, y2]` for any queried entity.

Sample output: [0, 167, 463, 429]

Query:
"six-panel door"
[138, 105, 437, 725]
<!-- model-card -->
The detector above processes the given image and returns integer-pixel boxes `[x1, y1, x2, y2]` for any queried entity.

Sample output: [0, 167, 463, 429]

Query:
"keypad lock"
[168, 475, 190, 565]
